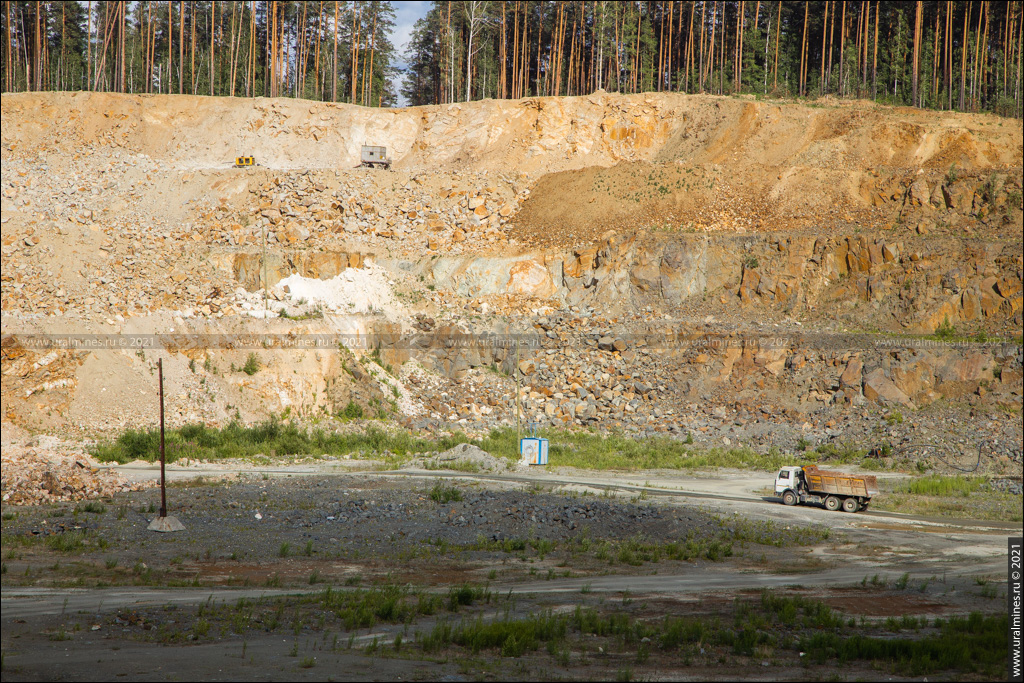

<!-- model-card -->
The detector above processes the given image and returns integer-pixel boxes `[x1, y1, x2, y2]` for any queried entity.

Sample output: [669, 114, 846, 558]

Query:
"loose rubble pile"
[404, 443, 514, 473]
[245, 169, 528, 254]
[1, 436, 153, 505]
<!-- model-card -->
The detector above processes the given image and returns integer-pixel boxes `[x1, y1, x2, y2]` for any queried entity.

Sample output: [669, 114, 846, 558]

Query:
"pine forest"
[2, 1, 1021, 117]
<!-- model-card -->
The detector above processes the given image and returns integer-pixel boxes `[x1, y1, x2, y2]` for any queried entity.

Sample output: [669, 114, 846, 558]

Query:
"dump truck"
[774, 465, 878, 512]
[359, 145, 391, 170]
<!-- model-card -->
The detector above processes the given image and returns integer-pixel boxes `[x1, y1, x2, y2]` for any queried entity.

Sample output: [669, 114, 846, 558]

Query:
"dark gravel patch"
[1, 474, 746, 583]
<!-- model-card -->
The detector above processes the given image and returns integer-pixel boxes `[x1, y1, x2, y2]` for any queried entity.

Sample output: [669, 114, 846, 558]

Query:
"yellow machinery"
[234, 156, 255, 167]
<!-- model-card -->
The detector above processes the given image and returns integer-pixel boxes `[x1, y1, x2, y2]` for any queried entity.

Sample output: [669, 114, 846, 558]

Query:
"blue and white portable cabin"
[519, 422, 549, 465]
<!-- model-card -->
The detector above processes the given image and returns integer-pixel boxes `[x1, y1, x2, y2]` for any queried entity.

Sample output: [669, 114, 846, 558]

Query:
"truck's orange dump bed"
[802, 466, 879, 498]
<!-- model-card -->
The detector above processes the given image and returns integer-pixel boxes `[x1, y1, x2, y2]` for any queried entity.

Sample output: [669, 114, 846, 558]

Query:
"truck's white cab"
[774, 466, 803, 496]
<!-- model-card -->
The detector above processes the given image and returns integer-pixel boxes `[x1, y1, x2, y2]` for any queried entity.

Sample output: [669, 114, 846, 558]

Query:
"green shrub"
[241, 353, 261, 376]
[430, 482, 463, 504]
[46, 531, 86, 553]
[933, 316, 957, 340]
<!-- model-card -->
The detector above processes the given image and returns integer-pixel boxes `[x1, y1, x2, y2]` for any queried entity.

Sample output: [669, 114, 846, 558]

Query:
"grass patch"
[90, 422, 465, 465]
[895, 475, 987, 496]
[429, 482, 463, 504]
[801, 612, 1006, 677]
[91, 422, 878, 473]
[45, 531, 87, 553]
[872, 475, 1021, 521]
[454, 515, 829, 567]
[421, 610, 567, 656]
[315, 585, 444, 631]
[76, 501, 107, 515]
[91, 584, 1004, 679]
[542, 431, 867, 472]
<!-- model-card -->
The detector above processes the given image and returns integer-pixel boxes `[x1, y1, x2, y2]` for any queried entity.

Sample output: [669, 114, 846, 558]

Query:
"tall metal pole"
[515, 336, 521, 444]
[158, 358, 167, 518]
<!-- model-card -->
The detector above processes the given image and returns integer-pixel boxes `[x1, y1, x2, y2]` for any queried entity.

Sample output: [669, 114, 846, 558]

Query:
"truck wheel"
[841, 497, 859, 513]
[782, 490, 797, 506]
[824, 496, 841, 512]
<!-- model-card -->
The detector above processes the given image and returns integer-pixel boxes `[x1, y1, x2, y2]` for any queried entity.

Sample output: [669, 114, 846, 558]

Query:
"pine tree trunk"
[917, 0, 925, 105]
[800, 1, 808, 96]
[228, 2, 237, 96]
[351, 3, 360, 103]
[500, 2, 506, 99]
[863, 0, 871, 93]
[699, 0, 706, 91]
[839, 1, 847, 96]
[120, 1, 126, 92]
[332, 1, 338, 101]
[708, 1, 717, 91]
[873, 0, 879, 98]
[737, 0, 745, 92]
[961, 1, 970, 109]
[686, 1, 694, 92]
[1011, 7, 1019, 116]
[512, 1, 519, 99]
[367, 10, 377, 107]
[979, 0, 990, 110]
[972, 1, 983, 108]
[932, 5, 939, 105]
[821, 1, 829, 93]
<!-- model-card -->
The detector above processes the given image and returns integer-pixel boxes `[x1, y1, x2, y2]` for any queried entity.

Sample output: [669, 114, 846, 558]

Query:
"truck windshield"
[779, 470, 789, 479]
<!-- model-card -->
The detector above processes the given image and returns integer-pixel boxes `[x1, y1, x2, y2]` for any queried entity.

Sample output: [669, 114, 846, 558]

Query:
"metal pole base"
[147, 516, 185, 533]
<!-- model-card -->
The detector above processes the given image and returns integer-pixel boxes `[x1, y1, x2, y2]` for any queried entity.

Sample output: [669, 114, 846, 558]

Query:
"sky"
[391, 1, 431, 105]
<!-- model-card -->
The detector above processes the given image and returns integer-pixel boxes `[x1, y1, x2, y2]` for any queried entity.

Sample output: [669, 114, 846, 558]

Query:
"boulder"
[280, 221, 309, 244]
[629, 251, 662, 294]
[863, 369, 915, 407]
[659, 240, 707, 300]
[839, 359, 863, 388]
[506, 259, 556, 298]
[979, 288, 1003, 317]
[961, 289, 980, 320]
[889, 357, 934, 400]
[909, 178, 931, 207]
[995, 277, 1022, 299]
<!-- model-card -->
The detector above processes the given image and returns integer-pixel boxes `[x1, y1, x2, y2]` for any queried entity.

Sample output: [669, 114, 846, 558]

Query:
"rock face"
[228, 250, 368, 291]
[427, 229, 1022, 336]
[506, 259, 556, 298]
[0, 91, 1020, 462]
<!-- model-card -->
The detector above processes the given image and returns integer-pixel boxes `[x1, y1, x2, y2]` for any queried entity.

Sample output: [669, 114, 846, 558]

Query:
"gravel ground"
[1, 474, 783, 589]
[2, 471, 1014, 683]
